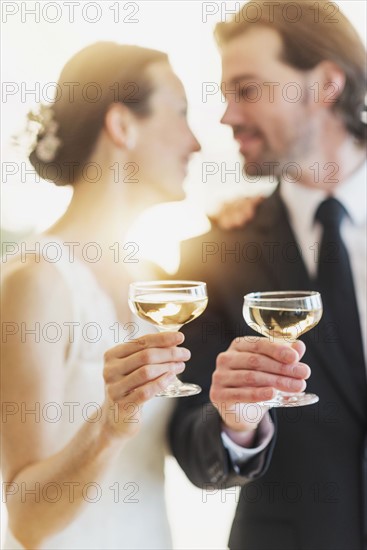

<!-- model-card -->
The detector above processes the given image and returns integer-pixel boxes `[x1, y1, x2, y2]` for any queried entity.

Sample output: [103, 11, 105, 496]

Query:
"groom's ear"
[306, 61, 346, 111]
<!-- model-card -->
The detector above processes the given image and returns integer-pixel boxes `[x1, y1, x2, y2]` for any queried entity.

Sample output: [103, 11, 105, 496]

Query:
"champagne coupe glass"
[128, 280, 208, 397]
[243, 291, 323, 407]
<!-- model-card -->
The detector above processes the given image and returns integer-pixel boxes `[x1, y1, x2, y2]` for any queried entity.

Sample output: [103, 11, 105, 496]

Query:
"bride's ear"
[105, 103, 137, 150]
[125, 126, 137, 150]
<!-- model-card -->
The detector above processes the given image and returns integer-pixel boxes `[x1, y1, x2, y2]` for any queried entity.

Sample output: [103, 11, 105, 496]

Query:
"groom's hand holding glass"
[210, 338, 310, 443]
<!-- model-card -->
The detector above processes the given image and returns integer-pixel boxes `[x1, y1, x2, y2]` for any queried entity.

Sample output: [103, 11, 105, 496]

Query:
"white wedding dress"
[3, 239, 174, 550]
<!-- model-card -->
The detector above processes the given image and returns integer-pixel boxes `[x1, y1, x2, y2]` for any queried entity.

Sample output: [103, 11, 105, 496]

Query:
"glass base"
[156, 380, 202, 398]
[261, 391, 319, 408]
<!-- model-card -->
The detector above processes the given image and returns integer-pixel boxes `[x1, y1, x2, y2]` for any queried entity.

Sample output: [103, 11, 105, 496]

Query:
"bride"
[1, 41, 200, 550]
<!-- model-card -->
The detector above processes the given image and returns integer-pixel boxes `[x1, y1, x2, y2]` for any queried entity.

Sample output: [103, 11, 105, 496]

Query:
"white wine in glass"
[128, 281, 208, 397]
[243, 291, 323, 407]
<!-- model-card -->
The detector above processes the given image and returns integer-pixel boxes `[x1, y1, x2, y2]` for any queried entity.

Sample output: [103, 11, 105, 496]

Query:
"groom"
[170, 2, 367, 549]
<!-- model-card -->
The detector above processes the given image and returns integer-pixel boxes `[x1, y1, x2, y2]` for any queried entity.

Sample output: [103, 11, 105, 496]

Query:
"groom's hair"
[215, 0, 366, 143]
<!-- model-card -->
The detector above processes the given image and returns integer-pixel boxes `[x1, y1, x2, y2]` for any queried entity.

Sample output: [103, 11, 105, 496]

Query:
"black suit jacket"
[169, 189, 367, 550]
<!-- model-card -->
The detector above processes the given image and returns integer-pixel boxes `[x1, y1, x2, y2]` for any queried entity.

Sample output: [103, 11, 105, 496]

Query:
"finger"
[216, 202, 254, 230]
[217, 351, 310, 379]
[291, 340, 306, 359]
[104, 332, 185, 360]
[235, 207, 254, 226]
[214, 368, 307, 393]
[213, 195, 264, 230]
[253, 195, 265, 206]
[215, 211, 233, 230]
[116, 370, 182, 405]
[117, 346, 190, 377]
[233, 197, 262, 224]
[104, 345, 190, 381]
[230, 337, 301, 363]
[108, 362, 186, 400]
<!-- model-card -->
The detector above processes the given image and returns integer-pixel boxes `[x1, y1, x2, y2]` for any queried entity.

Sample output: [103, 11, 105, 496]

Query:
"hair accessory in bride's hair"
[27, 104, 62, 162]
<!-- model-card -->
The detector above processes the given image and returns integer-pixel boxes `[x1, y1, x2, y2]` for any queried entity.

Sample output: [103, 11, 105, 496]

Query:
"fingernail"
[290, 379, 303, 391]
[180, 349, 191, 360]
[280, 349, 296, 362]
[292, 365, 310, 378]
[294, 340, 306, 353]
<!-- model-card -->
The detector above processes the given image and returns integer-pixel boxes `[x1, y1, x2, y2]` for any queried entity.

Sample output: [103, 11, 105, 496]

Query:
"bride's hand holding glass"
[128, 281, 208, 397]
[102, 332, 189, 438]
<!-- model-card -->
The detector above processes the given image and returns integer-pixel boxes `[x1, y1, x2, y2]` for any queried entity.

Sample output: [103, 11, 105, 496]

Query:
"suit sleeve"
[168, 232, 277, 489]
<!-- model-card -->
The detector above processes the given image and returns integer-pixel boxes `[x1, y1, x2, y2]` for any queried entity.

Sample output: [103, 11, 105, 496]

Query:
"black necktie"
[315, 198, 366, 391]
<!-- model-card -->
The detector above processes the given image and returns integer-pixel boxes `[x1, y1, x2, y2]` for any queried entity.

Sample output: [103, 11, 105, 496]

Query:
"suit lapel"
[254, 187, 311, 290]
[252, 187, 366, 424]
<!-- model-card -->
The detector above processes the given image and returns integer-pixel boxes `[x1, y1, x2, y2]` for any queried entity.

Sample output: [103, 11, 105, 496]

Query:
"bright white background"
[1, 1, 366, 549]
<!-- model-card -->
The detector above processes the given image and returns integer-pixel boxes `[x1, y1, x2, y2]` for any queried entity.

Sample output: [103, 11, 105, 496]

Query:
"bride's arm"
[1, 260, 187, 549]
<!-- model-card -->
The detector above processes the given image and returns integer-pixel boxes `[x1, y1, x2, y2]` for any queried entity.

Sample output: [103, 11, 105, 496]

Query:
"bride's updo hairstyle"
[29, 42, 168, 186]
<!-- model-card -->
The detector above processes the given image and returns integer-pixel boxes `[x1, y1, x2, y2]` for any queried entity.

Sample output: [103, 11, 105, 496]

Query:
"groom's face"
[220, 26, 315, 177]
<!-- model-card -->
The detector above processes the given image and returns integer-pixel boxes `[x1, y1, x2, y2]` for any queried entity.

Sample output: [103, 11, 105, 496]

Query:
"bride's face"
[129, 62, 201, 200]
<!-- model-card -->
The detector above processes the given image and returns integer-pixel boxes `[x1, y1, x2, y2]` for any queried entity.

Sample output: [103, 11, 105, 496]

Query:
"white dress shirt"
[222, 159, 367, 464]
[280, 160, 367, 363]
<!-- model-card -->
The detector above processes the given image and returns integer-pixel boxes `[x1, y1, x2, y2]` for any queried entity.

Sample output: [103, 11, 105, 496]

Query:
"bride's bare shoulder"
[1, 251, 70, 315]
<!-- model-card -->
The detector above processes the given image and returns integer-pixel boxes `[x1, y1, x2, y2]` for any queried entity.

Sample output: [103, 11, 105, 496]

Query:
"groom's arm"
[168, 233, 277, 488]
